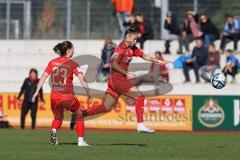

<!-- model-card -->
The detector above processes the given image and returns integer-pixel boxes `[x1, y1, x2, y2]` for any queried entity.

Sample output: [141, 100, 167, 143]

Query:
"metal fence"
[1, 0, 240, 40]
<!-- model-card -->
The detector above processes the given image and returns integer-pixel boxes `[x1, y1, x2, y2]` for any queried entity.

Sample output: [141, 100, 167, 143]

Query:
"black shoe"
[183, 80, 190, 84]
[195, 80, 200, 84]
[50, 131, 58, 145]
[70, 122, 75, 130]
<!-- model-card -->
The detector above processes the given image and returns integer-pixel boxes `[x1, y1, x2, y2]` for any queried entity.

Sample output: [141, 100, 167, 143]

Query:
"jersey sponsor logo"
[123, 56, 133, 63]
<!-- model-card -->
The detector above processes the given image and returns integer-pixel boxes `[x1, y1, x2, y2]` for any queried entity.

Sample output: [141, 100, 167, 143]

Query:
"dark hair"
[155, 51, 162, 56]
[226, 49, 233, 53]
[226, 13, 234, 18]
[200, 12, 207, 17]
[53, 41, 73, 56]
[124, 27, 138, 37]
[194, 37, 203, 41]
[136, 12, 143, 17]
[208, 43, 215, 48]
[29, 68, 38, 76]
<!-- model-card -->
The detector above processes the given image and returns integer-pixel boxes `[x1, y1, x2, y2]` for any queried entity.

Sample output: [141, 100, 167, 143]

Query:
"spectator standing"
[112, 0, 134, 40]
[123, 14, 137, 29]
[183, 38, 208, 83]
[199, 13, 220, 47]
[179, 11, 202, 54]
[17, 68, 44, 129]
[223, 49, 240, 83]
[135, 12, 154, 49]
[200, 43, 220, 82]
[164, 11, 180, 54]
[97, 38, 116, 82]
[220, 15, 240, 53]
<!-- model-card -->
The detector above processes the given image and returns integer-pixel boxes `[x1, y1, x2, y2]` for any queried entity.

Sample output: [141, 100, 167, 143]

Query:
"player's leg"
[83, 93, 118, 117]
[50, 100, 64, 145]
[123, 87, 155, 133]
[69, 97, 89, 146]
[74, 109, 88, 146]
[70, 113, 76, 130]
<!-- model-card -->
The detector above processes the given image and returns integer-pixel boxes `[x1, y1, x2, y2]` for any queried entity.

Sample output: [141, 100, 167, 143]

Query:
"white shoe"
[78, 141, 90, 147]
[137, 124, 155, 133]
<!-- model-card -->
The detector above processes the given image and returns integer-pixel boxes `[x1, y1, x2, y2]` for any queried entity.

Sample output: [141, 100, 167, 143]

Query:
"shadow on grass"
[59, 142, 146, 147]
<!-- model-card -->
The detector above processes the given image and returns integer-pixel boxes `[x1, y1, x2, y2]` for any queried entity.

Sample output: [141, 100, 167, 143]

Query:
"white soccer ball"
[211, 73, 226, 89]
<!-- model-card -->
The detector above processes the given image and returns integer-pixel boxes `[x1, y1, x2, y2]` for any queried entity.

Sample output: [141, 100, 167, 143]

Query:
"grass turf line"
[0, 129, 239, 160]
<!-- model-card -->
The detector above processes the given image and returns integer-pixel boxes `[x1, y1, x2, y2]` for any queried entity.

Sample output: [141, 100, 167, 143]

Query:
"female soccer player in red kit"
[82, 28, 170, 133]
[32, 41, 93, 146]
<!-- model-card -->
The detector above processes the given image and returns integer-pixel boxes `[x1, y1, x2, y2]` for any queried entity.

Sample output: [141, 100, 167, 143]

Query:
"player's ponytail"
[53, 41, 73, 57]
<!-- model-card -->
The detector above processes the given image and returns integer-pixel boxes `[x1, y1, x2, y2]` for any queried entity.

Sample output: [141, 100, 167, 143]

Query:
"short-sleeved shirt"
[226, 55, 240, 67]
[111, 41, 144, 76]
[44, 56, 82, 94]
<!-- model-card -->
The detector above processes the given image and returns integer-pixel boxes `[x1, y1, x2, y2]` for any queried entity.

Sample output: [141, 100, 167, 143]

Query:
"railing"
[0, 0, 240, 39]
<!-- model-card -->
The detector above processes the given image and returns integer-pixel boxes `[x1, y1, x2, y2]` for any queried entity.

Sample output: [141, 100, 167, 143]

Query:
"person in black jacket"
[17, 68, 44, 129]
[135, 12, 154, 49]
[199, 13, 220, 47]
[164, 11, 180, 54]
[123, 14, 137, 30]
[183, 38, 208, 83]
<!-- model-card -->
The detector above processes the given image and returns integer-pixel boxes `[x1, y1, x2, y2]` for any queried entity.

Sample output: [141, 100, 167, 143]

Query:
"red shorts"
[106, 74, 134, 100]
[50, 92, 80, 119]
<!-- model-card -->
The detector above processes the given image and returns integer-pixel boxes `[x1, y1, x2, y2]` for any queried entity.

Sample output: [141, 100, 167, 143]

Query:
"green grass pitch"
[0, 129, 239, 160]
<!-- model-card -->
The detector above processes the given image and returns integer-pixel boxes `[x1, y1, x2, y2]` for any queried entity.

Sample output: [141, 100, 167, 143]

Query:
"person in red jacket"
[112, 0, 134, 39]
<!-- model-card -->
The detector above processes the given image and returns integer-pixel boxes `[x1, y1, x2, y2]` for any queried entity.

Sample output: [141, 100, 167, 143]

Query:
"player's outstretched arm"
[32, 72, 49, 102]
[77, 73, 93, 103]
[142, 53, 171, 64]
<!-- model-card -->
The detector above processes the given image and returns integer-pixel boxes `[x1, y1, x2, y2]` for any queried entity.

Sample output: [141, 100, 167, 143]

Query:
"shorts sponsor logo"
[198, 98, 225, 128]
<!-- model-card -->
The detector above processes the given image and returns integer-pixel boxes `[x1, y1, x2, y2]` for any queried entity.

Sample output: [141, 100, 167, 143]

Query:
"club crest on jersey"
[112, 52, 119, 59]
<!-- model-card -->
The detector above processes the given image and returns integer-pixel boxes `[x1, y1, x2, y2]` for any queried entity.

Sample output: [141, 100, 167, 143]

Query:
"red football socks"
[51, 119, 62, 130]
[135, 96, 145, 123]
[75, 116, 84, 137]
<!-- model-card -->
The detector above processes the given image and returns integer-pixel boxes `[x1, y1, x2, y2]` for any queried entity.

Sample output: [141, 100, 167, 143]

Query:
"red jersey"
[111, 41, 144, 76]
[44, 56, 82, 94]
